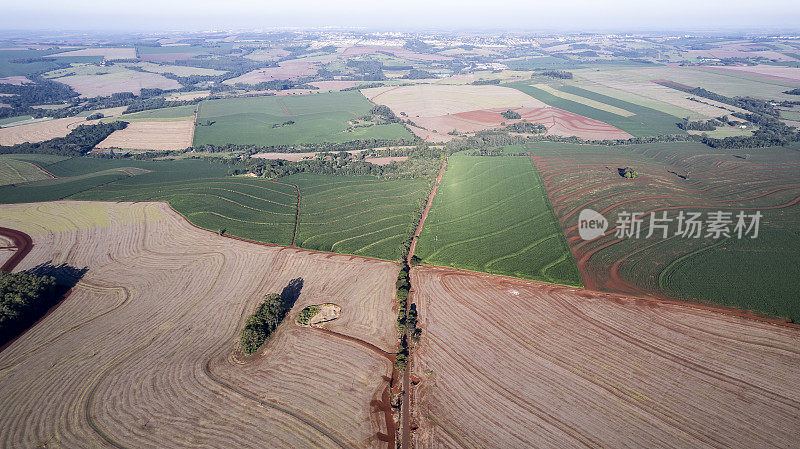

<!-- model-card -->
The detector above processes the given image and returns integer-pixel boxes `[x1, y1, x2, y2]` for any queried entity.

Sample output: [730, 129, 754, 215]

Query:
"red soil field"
[411, 265, 800, 448]
[0, 201, 400, 449]
[413, 106, 632, 141]
[530, 146, 800, 299]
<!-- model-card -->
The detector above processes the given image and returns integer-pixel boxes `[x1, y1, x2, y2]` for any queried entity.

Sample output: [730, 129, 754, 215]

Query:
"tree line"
[0, 121, 128, 157]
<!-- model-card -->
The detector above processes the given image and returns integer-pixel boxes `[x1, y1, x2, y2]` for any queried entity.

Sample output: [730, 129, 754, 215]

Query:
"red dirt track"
[0, 227, 33, 272]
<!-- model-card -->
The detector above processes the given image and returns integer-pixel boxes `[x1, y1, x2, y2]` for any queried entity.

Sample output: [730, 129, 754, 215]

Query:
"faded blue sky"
[1, 0, 799, 32]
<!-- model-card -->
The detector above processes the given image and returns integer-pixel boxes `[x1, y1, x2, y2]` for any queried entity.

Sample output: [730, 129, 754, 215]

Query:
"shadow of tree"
[281, 277, 304, 310]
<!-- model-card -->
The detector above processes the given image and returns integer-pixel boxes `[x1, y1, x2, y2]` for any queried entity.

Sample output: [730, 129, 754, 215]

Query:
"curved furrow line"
[483, 233, 559, 270]
[330, 223, 407, 251]
[549, 294, 800, 411]
[201, 360, 352, 449]
[426, 211, 548, 260]
[299, 213, 408, 246]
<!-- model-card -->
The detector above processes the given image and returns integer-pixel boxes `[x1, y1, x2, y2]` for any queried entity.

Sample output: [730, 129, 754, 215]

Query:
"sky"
[1, 0, 799, 32]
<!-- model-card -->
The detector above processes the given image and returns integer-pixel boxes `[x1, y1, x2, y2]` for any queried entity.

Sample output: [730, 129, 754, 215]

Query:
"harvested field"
[164, 90, 210, 101]
[411, 266, 800, 449]
[50, 47, 136, 60]
[139, 52, 200, 63]
[121, 62, 226, 77]
[0, 76, 30, 85]
[413, 106, 632, 140]
[364, 156, 408, 165]
[244, 48, 291, 61]
[340, 46, 452, 61]
[362, 84, 547, 117]
[705, 64, 800, 84]
[630, 66, 797, 101]
[93, 120, 195, 151]
[223, 60, 319, 85]
[44, 65, 181, 97]
[0, 116, 100, 145]
[310, 81, 360, 90]
[0, 200, 399, 448]
[531, 83, 635, 116]
[528, 141, 800, 322]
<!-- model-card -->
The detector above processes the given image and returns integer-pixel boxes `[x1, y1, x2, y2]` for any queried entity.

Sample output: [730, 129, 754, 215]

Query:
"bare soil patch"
[0, 201, 399, 448]
[411, 266, 800, 449]
[0, 116, 100, 145]
[93, 120, 195, 151]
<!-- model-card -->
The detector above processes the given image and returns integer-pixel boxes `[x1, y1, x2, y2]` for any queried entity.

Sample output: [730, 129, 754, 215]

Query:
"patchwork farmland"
[415, 155, 581, 285]
[193, 91, 414, 146]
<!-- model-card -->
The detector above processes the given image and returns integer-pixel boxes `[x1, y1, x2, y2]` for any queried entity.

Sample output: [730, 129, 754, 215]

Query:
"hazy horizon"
[2, 0, 800, 33]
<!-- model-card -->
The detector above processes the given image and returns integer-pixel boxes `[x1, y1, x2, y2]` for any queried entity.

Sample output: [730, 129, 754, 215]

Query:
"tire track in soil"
[309, 326, 398, 448]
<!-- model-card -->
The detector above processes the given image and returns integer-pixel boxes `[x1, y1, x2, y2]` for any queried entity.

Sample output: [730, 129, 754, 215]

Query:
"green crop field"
[504, 81, 683, 137]
[0, 156, 426, 260]
[0, 157, 53, 186]
[292, 173, 429, 260]
[193, 91, 414, 146]
[415, 155, 581, 285]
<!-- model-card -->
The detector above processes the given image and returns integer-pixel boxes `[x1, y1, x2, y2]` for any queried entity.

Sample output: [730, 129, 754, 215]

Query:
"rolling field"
[193, 91, 413, 146]
[292, 174, 429, 260]
[0, 157, 53, 185]
[415, 155, 580, 285]
[527, 141, 800, 322]
[505, 81, 683, 137]
[43, 64, 181, 97]
[411, 266, 800, 448]
[0, 201, 399, 448]
[6, 157, 432, 260]
[0, 116, 103, 145]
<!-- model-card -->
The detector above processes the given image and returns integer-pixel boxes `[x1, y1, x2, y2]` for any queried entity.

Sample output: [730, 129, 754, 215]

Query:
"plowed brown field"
[411, 266, 800, 448]
[0, 201, 399, 448]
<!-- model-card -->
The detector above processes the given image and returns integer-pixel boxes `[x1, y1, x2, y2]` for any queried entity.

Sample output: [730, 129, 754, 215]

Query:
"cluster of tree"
[394, 260, 421, 371]
[341, 82, 384, 91]
[403, 39, 436, 53]
[232, 153, 387, 178]
[122, 96, 199, 114]
[401, 69, 435, 80]
[195, 137, 421, 156]
[533, 70, 573, 79]
[500, 110, 522, 120]
[505, 121, 547, 134]
[471, 79, 501, 85]
[619, 167, 639, 179]
[343, 59, 386, 81]
[272, 120, 295, 128]
[369, 104, 401, 124]
[0, 271, 57, 346]
[240, 293, 287, 355]
[677, 118, 721, 131]
[658, 82, 780, 117]
[0, 121, 127, 157]
[0, 76, 78, 118]
[784, 88, 800, 95]
[295, 305, 320, 326]
[85, 112, 104, 120]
